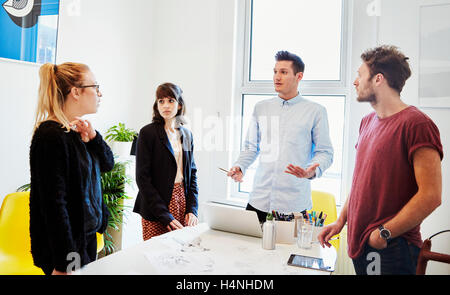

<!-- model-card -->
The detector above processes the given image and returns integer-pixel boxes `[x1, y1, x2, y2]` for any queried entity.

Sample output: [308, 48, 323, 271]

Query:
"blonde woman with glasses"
[29, 62, 114, 275]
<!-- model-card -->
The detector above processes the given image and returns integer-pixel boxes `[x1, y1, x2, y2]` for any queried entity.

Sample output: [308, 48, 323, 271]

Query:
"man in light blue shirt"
[228, 51, 334, 222]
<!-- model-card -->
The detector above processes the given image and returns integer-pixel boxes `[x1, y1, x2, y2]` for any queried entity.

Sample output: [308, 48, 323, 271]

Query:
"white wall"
[149, 0, 236, 217]
[0, 0, 448, 274]
[56, 0, 154, 134]
[0, 59, 39, 200]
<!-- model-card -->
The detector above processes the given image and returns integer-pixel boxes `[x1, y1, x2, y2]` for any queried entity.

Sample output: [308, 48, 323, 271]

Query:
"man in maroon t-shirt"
[318, 45, 443, 275]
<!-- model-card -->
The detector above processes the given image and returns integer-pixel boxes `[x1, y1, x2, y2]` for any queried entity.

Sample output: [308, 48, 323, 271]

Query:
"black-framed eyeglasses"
[79, 84, 100, 94]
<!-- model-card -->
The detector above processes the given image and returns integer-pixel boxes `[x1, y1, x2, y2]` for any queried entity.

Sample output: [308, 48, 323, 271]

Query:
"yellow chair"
[0, 192, 105, 275]
[96, 233, 104, 254]
[0, 192, 44, 275]
[309, 190, 339, 250]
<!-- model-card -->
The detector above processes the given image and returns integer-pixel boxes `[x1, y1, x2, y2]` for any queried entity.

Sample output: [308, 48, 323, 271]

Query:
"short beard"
[357, 93, 377, 104]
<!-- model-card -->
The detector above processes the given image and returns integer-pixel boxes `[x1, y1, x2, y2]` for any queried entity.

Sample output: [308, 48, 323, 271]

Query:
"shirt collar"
[277, 92, 302, 107]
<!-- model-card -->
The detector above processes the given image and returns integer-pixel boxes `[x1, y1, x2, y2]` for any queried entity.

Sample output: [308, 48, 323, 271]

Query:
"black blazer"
[133, 123, 198, 226]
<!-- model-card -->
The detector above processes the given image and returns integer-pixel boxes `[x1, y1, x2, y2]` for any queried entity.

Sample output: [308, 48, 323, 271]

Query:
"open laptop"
[202, 202, 263, 238]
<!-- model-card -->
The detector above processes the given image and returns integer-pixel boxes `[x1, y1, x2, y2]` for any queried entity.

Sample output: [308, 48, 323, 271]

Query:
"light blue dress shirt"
[234, 93, 333, 213]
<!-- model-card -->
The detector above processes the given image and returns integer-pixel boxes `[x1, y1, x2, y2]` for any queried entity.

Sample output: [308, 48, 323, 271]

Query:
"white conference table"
[76, 223, 336, 275]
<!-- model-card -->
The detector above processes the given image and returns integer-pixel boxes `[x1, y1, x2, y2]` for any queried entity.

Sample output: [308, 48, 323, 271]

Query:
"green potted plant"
[16, 183, 31, 192]
[104, 123, 138, 158]
[100, 159, 132, 256]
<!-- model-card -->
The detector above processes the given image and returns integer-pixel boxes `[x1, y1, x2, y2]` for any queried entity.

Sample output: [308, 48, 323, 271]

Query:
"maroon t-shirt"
[347, 106, 443, 259]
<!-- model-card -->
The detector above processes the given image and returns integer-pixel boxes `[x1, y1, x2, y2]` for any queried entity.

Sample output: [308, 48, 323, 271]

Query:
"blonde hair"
[34, 62, 90, 131]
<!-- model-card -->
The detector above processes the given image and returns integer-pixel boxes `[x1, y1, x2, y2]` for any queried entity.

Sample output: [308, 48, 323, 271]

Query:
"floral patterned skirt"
[141, 183, 186, 240]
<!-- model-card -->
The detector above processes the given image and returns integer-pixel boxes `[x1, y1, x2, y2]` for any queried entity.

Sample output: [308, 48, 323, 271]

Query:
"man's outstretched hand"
[285, 163, 319, 179]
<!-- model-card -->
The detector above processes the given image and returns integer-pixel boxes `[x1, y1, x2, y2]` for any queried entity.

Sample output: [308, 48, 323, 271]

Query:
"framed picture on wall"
[0, 0, 60, 64]
[419, 0, 450, 108]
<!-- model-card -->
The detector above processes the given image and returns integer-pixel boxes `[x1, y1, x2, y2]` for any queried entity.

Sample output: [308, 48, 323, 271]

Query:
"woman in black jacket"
[29, 63, 114, 275]
[133, 83, 199, 240]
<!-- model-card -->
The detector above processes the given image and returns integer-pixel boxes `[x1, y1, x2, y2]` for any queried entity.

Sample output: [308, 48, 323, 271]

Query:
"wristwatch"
[378, 225, 391, 241]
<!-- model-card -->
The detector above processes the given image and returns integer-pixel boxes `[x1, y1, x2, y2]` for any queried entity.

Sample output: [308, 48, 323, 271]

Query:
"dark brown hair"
[152, 83, 186, 125]
[275, 50, 305, 74]
[361, 45, 411, 93]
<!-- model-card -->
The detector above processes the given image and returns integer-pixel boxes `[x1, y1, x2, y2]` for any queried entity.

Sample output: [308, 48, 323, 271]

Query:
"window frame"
[227, 0, 352, 206]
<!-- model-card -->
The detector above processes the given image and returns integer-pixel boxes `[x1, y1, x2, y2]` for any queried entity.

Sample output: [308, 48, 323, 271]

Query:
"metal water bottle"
[262, 213, 276, 250]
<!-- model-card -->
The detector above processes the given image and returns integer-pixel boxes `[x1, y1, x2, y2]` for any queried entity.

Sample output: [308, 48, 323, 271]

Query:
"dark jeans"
[352, 236, 421, 275]
[246, 203, 268, 223]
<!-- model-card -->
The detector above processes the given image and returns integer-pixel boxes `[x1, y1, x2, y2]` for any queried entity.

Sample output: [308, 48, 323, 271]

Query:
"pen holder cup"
[312, 224, 322, 243]
[274, 220, 295, 244]
[296, 220, 315, 249]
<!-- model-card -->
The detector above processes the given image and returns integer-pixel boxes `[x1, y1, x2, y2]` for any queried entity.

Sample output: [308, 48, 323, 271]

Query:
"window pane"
[250, 0, 342, 81]
[238, 94, 263, 193]
[239, 94, 345, 204]
[311, 176, 341, 202]
[36, 15, 59, 64]
[308, 96, 345, 177]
